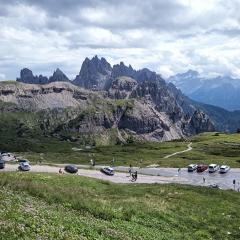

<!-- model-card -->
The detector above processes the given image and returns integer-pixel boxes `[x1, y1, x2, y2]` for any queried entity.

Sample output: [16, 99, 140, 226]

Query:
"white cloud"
[0, 73, 6, 80]
[0, 0, 239, 80]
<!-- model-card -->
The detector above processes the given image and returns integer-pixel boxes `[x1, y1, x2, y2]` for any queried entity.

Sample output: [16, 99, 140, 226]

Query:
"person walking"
[203, 177, 206, 183]
[134, 171, 138, 181]
[132, 171, 138, 181]
[128, 164, 132, 177]
[128, 167, 132, 177]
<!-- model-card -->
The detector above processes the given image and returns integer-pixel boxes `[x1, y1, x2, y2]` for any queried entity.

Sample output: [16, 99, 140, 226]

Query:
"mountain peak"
[49, 68, 69, 83]
[55, 68, 63, 74]
[73, 55, 112, 89]
[111, 62, 136, 79]
[17, 68, 48, 84]
[185, 69, 199, 77]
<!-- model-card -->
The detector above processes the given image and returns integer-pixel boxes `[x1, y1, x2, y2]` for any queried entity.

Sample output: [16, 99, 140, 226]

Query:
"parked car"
[188, 164, 198, 172]
[64, 165, 78, 174]
[18, 162, 31, 171]
[208, 164, 219, 173]
[197, 164, 208, 173]
[1, 153, 10, 157]
[101, 167, 115, 176]
[0, 159, 5, 169]
[219, 165, 230, 174]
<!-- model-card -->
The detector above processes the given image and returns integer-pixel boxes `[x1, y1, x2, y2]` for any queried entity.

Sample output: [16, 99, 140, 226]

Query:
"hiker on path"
[128, 164, 132, 177]
[203, 177, 206, 183]
[132, 171, 138, 182]
[134, 171, 138, 181]
[90, 159, 96, 166]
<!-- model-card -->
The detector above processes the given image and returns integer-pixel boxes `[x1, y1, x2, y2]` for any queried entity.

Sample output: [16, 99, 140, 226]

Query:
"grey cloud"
[0, 0, 187, 31]
[0, 0, 240, 80]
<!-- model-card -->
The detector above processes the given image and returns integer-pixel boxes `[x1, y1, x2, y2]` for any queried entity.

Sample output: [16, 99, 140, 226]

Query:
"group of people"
[128, 165, 138, 181]
[131, 171, 138, 181]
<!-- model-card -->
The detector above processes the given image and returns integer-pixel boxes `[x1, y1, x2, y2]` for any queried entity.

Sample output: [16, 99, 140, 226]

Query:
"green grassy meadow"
[0, 172, 239, 240]
[1, 132, 240, 168]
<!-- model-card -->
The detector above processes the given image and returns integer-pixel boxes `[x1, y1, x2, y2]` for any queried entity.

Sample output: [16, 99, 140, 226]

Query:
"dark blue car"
[64, 165, 78, 174]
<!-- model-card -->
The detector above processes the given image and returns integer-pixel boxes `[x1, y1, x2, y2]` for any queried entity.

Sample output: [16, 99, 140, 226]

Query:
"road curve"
[163, 142, 192, 159]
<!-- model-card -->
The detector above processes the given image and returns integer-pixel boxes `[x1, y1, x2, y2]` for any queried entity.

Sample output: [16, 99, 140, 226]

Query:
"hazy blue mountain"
[168, 70, 240, 110]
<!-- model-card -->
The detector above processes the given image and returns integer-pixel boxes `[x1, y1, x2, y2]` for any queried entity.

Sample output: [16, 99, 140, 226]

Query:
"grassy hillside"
[0, 173, 239, 240]
[1, 131, 240, 168]
[0, 100, 240, 168]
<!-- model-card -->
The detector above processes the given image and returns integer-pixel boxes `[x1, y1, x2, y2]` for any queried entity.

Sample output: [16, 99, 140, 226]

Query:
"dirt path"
[163, 142, 192, 159]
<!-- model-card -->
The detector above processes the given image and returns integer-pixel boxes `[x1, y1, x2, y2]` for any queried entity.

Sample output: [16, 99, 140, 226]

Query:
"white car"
[208, 164, 219, 173]
[219, 165, 230, 174]
[101, 167, 115, 176]
[188, 164, 198, 172]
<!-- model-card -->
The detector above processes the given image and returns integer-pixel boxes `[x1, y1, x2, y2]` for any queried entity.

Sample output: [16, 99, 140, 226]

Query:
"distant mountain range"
[168, 70, 240, 111]
[9, 56, 240, 141]
[0, 56, 219, 145]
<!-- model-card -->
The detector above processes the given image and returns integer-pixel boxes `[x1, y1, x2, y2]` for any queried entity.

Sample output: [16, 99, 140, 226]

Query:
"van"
[208, 164, 219, 173]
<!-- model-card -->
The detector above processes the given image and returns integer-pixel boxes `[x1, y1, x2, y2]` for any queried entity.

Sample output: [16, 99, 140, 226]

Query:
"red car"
[197, 164, 208, 172]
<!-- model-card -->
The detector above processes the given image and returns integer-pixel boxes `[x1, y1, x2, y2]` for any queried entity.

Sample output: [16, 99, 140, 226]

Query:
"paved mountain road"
[1, 164, 240, 191]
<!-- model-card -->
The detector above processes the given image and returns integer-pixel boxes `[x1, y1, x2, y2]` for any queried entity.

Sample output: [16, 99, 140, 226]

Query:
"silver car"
[19, 162, 31, 171]
[101, 167, 115, 176]
[219, 165, 230, 174]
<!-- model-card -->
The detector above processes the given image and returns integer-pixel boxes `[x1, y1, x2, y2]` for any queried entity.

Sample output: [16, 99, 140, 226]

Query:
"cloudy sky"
[0, 0, 240, 80]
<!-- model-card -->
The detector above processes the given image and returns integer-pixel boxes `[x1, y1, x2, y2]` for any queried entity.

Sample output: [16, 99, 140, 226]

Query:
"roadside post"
[233, 179, 236, 190]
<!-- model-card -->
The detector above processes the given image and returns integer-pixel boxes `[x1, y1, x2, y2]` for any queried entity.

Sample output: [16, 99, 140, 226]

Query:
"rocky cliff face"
[108, 76, 137, 99]
[0, 78, 215, 144]
[0, 82, 88, 110]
